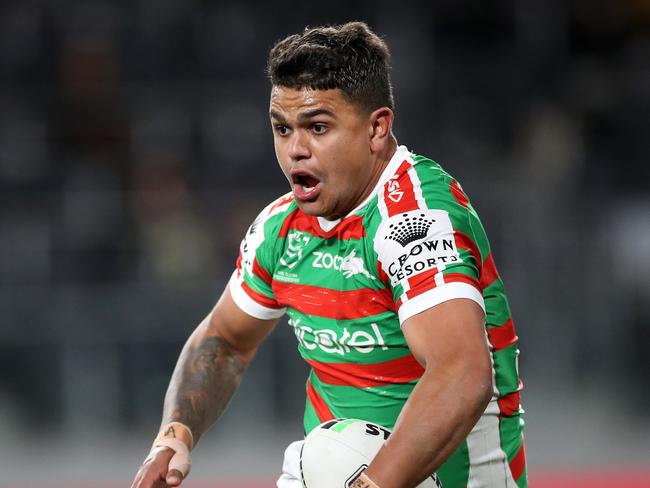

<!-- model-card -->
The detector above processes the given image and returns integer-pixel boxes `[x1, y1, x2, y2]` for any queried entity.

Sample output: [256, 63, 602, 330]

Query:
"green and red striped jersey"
[229, 146, 526, 488]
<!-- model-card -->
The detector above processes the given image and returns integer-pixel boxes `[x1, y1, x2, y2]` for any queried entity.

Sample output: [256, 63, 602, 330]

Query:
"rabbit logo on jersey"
[376, 209, 462, 286]
[312, 249, 375, 280]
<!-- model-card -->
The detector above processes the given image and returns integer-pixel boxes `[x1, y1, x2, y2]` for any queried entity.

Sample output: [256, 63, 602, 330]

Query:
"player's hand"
[130, 447, 186, 488]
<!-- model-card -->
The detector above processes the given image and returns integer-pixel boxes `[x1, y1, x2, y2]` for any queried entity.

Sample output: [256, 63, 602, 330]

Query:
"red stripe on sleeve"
[406, 279, 436, 300]
[272, 282, 395, 319]
[241, 281, 282, 309]
[450, 179, 469, 208]
[267, 194, 294, 214]
[479, 252, 500, 290]
[497, 381, 523, 417]
[443, 272, 480, 290]
[509, 441, 527, 481]
[235, 251, 243, 277]
[306, 378, 334, 423]
[252, 258, 272, 285]
[405, 270, 479, 300]
[405, 269, 439, 300]
[454, 230, 482, 273]
[306, 355, 424, 388]
[384, 161, 420, 217]
[407, 267, 439, 291]
[487, 318, 518, 351]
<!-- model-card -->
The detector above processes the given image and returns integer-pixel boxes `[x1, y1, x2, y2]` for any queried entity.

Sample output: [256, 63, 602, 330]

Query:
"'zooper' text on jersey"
[229, 145, 527, 488]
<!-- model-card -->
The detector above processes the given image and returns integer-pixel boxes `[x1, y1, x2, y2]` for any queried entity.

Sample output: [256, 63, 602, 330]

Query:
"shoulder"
[247, 192, 297, 238]
[366, 151, 487, 322]
[259, 191, 297, 223]
[367, 150, 478, 271]
[239, 192, 296, 263]
[366, 150, 471, 228]
[394, 152, 467, 209]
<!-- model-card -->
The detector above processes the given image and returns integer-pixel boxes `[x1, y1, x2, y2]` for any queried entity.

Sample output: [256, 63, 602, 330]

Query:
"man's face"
[270, 86, 377, 220]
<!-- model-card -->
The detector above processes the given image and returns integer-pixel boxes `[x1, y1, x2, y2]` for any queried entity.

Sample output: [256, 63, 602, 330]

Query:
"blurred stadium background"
[0, 0, 648, 486]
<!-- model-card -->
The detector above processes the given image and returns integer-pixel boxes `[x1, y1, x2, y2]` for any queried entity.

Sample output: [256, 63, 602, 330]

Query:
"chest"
[271, 227, 406, 359]
[273, 229, 379, 290]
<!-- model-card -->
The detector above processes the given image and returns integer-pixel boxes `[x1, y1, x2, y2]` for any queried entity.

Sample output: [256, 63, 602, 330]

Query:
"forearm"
[364, 362, 492, 487]
[160, 320, 251, 445]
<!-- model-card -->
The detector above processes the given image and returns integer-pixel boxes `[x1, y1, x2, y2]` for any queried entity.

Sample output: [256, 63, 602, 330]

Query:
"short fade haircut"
[267, 21, 394, 112]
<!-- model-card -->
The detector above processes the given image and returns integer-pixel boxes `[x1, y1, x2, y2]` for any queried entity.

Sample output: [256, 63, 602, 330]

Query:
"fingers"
[131, 465, 183, 488]
[130, 463, 162, 488]
[166, 469, 184, 486]
[131, 448, 180, 488]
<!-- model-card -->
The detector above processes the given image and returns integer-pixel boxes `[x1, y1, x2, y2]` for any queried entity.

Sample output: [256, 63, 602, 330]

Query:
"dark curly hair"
[267, 21, 394, 111]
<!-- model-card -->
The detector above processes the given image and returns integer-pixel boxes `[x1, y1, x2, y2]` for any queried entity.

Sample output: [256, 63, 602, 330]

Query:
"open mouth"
[291, 170, 322, 201]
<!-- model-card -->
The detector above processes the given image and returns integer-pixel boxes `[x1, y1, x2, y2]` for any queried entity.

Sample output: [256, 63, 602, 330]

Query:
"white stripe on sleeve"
[228, 271, 286, 320]
[398, 282, 485, 325]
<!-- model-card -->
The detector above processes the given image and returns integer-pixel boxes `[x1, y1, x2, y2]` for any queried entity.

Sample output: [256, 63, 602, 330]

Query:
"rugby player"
[131, 21, 526, 488]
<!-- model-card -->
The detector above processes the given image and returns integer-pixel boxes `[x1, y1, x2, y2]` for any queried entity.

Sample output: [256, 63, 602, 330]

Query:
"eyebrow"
[269, 110, 287, 124]
[269, 108, 336, 124]
[297, 109, 335, 122]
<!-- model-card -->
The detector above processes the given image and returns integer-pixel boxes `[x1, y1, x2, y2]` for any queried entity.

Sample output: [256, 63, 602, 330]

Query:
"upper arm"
[373, 162, 489, 328]
[198, 283, 280, 363]
[402, 298, 491, 380]
[228, 195, 293, 319]
[198, 195, 295, 360]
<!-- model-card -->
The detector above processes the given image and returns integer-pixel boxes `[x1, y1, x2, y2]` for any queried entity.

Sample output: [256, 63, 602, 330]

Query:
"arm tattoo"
[161, 335, 248, 445]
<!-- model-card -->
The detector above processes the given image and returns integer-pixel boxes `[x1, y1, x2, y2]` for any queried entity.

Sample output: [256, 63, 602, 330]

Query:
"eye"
[274, 124, 290, 136]
[312, 123, 327, 134]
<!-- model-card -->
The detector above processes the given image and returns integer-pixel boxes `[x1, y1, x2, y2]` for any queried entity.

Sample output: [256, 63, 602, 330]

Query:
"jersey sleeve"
[229, 196, 292, 320]
[373, 160, 486, 325]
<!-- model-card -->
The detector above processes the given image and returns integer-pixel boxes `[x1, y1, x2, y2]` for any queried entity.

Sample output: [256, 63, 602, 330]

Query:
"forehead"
[269, 86, 352, 116]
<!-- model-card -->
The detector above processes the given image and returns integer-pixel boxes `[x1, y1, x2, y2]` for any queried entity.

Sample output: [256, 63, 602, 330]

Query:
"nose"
[287, 131, 311, 162]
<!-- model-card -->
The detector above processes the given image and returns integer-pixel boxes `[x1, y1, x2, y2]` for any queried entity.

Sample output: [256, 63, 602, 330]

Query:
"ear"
[368, 107, 394, 153]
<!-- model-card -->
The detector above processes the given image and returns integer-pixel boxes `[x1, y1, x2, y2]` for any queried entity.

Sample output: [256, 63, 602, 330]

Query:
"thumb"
[166, 468, 184, 486]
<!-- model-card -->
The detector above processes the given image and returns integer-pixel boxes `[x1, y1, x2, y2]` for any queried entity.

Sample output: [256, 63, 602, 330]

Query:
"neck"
[376, 134, 399, 175]
[320, 135, 400, 221]
[365, 134, 398, 191]
[342, 134, 399, 218]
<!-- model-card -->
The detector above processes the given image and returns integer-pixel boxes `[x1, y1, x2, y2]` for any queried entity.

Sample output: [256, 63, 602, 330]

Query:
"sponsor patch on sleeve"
[375, 209, 461, 287]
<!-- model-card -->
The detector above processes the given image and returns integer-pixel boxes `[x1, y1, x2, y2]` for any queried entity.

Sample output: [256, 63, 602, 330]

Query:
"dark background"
[0, 0, 648, 484]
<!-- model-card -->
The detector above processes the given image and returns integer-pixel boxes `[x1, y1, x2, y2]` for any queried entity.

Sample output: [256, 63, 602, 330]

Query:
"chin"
[296, 200, 336, 219]
[296, 200, 323, 216]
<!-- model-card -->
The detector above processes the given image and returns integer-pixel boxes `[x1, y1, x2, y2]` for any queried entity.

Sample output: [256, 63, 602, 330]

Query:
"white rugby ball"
[300, 418, 442, 488]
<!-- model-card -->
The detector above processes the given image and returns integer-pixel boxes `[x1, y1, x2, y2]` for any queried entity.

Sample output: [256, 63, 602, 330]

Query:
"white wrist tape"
[349, 472, 381, 488]
[145, 438, 192, 477]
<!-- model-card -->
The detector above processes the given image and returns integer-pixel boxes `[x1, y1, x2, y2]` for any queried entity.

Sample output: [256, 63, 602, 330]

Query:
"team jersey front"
[229, 146, 527, 488]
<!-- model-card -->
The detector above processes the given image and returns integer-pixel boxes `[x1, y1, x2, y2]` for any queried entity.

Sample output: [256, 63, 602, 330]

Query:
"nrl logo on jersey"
[280, 231, 311, 269]
[312, 249, 375, 280]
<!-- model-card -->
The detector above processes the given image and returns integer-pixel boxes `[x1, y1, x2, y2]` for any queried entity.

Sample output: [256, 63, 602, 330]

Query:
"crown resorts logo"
[376, 208, 462, 287]
[384, 213, 436, 247]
